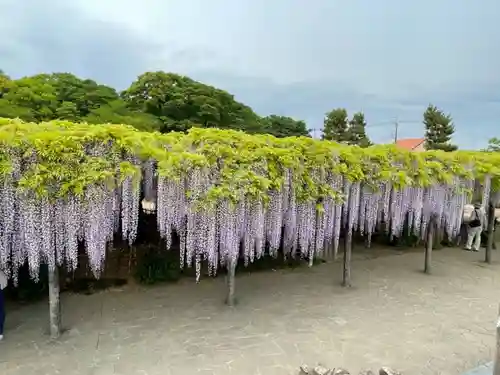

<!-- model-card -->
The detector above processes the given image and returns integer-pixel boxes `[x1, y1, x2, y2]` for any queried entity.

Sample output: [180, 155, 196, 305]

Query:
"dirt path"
[1, 247, 499, 375]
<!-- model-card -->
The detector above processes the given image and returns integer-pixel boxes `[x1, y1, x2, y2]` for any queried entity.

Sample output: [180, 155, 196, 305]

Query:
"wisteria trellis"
[0, 118, 498, 284]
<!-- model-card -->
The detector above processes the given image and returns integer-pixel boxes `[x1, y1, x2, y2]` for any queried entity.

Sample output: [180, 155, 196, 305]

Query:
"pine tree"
[322, 108, 349, 142]
[347, 112, 371, 147]
[423, 104, 457, 151]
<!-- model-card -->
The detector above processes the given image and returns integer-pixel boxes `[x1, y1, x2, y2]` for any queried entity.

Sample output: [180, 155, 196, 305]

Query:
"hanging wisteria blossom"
[0, 118, 498, 287]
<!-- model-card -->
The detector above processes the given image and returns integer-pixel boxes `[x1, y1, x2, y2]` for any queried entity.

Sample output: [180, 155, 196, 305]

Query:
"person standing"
[465, 202, 486, 252]
[0, 268, 6, 340]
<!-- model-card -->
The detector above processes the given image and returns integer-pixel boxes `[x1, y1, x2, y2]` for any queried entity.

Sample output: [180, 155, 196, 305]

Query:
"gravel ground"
[0, 246, 498, 375]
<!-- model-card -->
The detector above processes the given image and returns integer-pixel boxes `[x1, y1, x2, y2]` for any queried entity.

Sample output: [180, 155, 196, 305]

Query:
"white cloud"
[68, 0, 500, 98]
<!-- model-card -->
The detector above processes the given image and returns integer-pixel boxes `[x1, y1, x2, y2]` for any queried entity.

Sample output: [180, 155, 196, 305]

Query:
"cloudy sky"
[1, 0, 499, 148]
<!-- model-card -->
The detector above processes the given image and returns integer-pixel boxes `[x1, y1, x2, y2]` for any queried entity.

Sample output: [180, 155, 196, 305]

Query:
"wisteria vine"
[0, 119, 499, 283]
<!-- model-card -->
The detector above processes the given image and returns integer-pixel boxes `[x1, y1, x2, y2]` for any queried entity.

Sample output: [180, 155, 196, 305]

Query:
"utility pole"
[393, 119, 399, 143]
[312, 128, 322, 139]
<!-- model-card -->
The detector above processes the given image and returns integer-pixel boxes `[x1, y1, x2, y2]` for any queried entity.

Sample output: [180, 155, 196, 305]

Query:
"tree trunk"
[424, 215, 435, 274]
[48, 266, 61, 339]
[486, 203, 495, 264]
[494, 304, 500, 375]
[342, 232, 352, 287]
[225, 258, 236, 306]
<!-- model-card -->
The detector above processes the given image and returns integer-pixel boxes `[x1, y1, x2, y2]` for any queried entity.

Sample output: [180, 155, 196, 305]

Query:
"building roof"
[395, 138, 425, 150]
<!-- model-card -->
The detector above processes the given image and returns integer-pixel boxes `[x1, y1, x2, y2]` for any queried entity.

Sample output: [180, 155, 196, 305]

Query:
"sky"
[1, 0, 500, 149]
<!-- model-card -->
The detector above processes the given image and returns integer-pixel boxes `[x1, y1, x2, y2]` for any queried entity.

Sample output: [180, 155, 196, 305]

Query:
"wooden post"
[434, 217, 443, 250]
[424, 214, 435, 274]
[48, 266, 61, 339]
[225, 258, 236, 306]
[327, 241, 334, 260]
[342, 231, 352, 287]
[494, 304, 500, 375]
[486, 203, 495, 264]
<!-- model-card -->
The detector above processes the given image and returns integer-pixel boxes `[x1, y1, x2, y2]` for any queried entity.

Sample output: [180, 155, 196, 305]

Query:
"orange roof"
[395, 138, 425, 150]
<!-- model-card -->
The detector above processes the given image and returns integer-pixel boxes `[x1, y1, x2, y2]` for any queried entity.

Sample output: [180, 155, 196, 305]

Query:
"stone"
[313, 365, 332, 375]
[299, 364, 311, 374]
[379, 367, 401, 375]
[333, 368, 350, 375]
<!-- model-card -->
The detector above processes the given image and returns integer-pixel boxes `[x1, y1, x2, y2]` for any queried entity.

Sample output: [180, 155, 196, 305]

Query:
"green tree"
[0, 75, 58, 121]
[347, 112, 371, 147]
[46, 73, 119, 117]
[0, 70, 12, 99]
[423, 104, 457, 151]
[84, 99, 162, 132]
[261, 115, 309, 138]
[486, 137, 500, 152]
[322, 108, 349, 142]
[0, 70, 323, 138]
[0, 71, 36, 120]
[55, 101, 79, 121]
[0, 99, 36, 121]
[122, 71, 263, 133]
[0, 72, 120, 122]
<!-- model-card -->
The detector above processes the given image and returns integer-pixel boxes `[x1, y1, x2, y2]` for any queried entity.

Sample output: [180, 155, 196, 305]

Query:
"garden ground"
[0, 246, 498, 375]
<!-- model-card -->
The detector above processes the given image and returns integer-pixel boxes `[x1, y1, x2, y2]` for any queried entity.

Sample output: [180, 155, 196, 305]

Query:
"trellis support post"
[48, 265, 61, 339]
[342, 231, 352, 287]
[424, 214, 436, 274]
[225, 258, 237, 306]
[494, 304, 500, 375]
[486, 202, 495, 264]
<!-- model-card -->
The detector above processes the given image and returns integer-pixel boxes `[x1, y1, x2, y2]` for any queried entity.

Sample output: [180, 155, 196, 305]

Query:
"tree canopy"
[0, 70, 483, 151]
[322, 108, 350, 142]
[0, 70, 314, 138]
[260, 115, 310, 138]
[486, 137, 500, 152]
[423, 104, 457, 152]
[322, 108, 372, 147]
[122, 71, 264, 134]
[347, 112, 371, 147]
